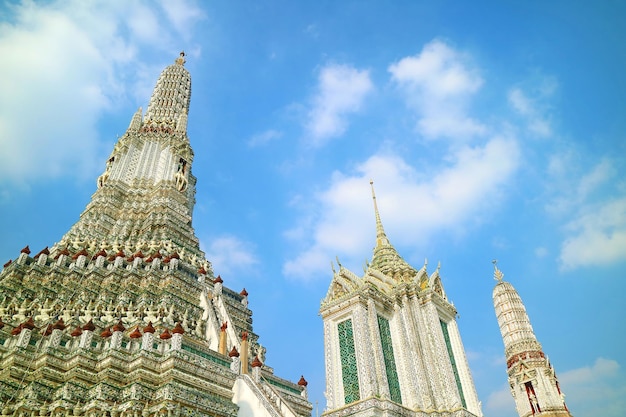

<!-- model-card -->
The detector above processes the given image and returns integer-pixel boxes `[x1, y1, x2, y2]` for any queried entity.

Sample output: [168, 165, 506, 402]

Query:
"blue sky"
[1, 1, 625, 416]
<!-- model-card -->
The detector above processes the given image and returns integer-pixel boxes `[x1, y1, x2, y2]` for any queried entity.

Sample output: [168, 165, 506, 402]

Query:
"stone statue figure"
[174, 158, 188, 191]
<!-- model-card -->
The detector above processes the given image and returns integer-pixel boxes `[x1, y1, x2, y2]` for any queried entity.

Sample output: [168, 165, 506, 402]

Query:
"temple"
[492, 263, 572, 417]
[0, 50, 574, 417]
[320, 181, 483, 417]
[0, 53, 312, 417]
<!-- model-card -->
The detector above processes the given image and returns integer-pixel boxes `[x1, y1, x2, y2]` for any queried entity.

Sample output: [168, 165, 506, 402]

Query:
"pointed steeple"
[492, 264, 572, 417]
[368, 181, 415, 280]
[492, 263, 540, 357]
[54, 52, 203, 265]
[144, 51, 191, 132]
[371, 180, 390, 247]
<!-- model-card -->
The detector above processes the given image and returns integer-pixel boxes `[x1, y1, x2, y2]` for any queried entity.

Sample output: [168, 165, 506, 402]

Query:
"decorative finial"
[493, 259, 504, 281]
[370, 180, 389, 246]
[176, 51, 186, 66]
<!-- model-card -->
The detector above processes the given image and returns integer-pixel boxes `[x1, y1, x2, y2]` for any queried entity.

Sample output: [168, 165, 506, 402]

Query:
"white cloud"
[534, 247, 548, 258]
[389, 39, 485, 140]
[202, 235, 259, 279]
[248, 129, 283, 147]
[284, 136, 520, 281]
[559, 197, 626, 270]
[0, 0, 205, 188]
[485, 385, 517, 417]
[305, 64, 373, 146]
[577, 158, 614, 200]
[543, 155, 626, 270]
[159, 0, 205, 39]
[508, 87, 552, 137]
[559, 358, 626, 417]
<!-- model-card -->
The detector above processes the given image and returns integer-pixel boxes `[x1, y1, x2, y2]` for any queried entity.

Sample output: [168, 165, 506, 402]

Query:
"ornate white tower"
[60, 51, 202, 259]
[0, 53, 311, 417]
[492, 263, 572, 417]
[320, 182, 482, 417]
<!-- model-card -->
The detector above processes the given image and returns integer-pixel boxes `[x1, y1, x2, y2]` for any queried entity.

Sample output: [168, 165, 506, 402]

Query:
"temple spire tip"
[492, 259, 504, 281]
[370, 180, 389, 247]
[176, 51, 186, 66]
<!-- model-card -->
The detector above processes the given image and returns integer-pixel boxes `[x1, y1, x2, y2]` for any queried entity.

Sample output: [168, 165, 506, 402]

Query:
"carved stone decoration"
[493, 265, 573, 417]
[0, 53, 311, 417]
[320, 182, 484, 417]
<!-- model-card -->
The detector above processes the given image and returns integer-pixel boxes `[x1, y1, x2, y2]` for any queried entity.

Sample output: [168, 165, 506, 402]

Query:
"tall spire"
[492, 265, 571, 417]
[368, 181, 415, 280]
[370, 180, 390, 247]
[144, 51, 191, 131]
[54, 53, 203, 265]
[492, 264, 540, 357]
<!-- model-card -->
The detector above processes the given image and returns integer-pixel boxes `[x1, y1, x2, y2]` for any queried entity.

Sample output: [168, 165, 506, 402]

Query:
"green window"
[338, 319, 360, 403]
[377, 315, 402, 403]
[440, 320, 466, 408]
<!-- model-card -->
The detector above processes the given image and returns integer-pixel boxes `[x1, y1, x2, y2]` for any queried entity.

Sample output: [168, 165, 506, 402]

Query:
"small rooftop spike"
[82, 319, 96, 331]
[11, 324, 23, 336]
[52, 318, 66, 331]
[229, 346, 240, 357]
[71, 326, 83, 337]
[34, 247, 50, 259]
[72, 249, 89, 260]
[129, 326, 142, 339]
[54, 248, 70, 259]
[172, 322, 185, 334]
[22, 317, 36, 330]
[143, 321, 156, 334]
[112, 320, 125, 332]
[42, 325, 53, 336]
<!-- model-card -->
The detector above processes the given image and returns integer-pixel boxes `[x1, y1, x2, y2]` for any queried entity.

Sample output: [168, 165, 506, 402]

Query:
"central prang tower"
[0, 53, 311, 417]
[60, 51, 202, 260]
[320, 182, 482, 417]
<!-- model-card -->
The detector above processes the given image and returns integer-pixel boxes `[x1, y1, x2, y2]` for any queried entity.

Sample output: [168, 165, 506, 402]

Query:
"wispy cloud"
[559, 358, 626, 416]
[389, 39, 485, 140]
[484, 384, 517, 417]
[248, 129, 283, 148]
[560, 196, 626, 270]
[508, 83, 555, 138]
[285, 40, 523, 281]
[284, 136, 520, 281]
[159, 0, 206, 39]
[542, 153, 626, 270]
[202, 235, 259, 281]
[0, 0, 205, 189]
[305, 64, 373, 146]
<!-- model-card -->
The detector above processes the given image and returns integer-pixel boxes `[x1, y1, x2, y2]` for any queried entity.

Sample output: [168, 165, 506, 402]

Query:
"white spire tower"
[492, 262, 572, 417]
[320, 181, 482, 417]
